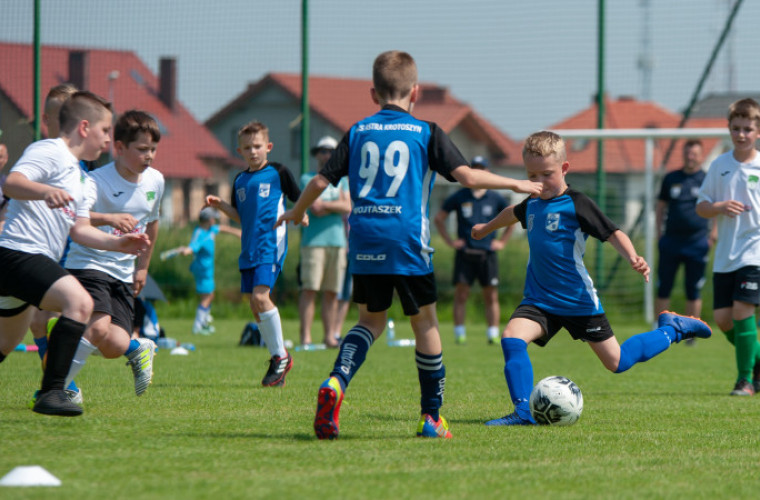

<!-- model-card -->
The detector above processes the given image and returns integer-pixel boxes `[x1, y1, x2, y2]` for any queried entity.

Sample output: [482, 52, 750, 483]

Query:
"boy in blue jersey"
[472, 130, 712, 426]
[277, 50, 542, 439]
[206, 121, 302, 387]
[176, 207, 241, 335]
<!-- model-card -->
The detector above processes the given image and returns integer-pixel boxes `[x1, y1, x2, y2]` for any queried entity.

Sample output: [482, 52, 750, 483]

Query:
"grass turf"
[1, 317, 759, 499]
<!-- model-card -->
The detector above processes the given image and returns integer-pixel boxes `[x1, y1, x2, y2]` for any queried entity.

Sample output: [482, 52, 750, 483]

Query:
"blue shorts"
[656, 235, 708, 300]
[194, 277, 215, 295]
[240, 264, 282, 293]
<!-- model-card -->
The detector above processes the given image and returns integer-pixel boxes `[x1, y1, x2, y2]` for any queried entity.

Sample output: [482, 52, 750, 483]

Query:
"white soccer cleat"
[125, 338, 155, 396]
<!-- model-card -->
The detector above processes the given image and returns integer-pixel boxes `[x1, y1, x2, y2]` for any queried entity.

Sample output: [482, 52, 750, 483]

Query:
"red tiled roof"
[207, 72, 521, 164]
[0, 42, 231, 179]
[548, 96, 727, 173]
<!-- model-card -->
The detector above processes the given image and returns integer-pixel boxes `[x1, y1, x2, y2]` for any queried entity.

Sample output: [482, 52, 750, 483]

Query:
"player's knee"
[63, 293, 94, 323]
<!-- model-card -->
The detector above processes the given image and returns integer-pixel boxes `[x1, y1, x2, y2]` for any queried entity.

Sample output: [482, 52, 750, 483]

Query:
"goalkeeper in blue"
[472, 130, 712, 426]
[276, 50, 542, 439]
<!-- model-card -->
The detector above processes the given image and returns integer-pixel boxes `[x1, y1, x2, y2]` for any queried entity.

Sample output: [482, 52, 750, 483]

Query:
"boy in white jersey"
[696, 98, 760, 396]
[277, 50, 542, 440]
[0, 92, 149, 416]
[64, 110, 164, 398]
[472, 131, 712, 426]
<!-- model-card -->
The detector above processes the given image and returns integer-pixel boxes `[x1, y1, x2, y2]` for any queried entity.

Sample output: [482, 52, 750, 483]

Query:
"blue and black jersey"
[320, 105, 464, 275]
[514, 188, 618, 316]
[231, 162, 300, 271]
[658, 169, 709, 242]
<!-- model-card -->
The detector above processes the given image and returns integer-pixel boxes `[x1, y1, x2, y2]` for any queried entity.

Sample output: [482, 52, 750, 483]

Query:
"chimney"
[68, 51, 89, 90]
[159, 57, 177, 111]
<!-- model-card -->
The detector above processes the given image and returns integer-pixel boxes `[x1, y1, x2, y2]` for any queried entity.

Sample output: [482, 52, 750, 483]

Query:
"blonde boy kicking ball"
[472, 131, 712, 426]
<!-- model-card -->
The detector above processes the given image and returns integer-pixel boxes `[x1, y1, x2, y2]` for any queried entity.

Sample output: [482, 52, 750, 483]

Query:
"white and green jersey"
[697, 150, 760, 273]
[65, 162, 164, 283]
[0, 138, 91, 261]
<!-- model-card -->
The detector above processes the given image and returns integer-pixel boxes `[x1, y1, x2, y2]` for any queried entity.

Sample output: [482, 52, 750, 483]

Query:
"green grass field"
[2, 317, 760, 499]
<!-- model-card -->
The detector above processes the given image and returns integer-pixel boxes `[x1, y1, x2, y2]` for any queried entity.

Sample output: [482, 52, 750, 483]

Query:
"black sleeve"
[273, 163, 301, 202]
[319, 134, 350, 186]
[568, 189, 619, 242]
[513, 196, 530, 228]
[427, 122, 465, 183]
[230, 171, 244, 210]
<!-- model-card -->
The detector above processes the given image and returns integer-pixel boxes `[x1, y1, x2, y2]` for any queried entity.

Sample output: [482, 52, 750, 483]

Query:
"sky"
[1, 0, 756, 139]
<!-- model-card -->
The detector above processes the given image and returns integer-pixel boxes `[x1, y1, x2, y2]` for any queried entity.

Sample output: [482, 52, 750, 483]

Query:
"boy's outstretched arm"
[471, 205, 517, 240]
[607, 229, 650, 282]
[70, 217, 150, 256]
[205, 195, 240, 224]
[3, 171, 73, 208]
[451, 166, 542, 196]
[274, 174, 329, 228]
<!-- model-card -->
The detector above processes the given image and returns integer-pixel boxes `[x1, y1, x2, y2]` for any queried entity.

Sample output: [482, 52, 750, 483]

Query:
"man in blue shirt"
[434, 156, 511, 345]
[655, 139, 715, 325]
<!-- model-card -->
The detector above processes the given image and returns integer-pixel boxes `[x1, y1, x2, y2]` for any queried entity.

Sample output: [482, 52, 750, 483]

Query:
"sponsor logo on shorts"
[740, 281, 758, 291]
[586, 326, 602, 333]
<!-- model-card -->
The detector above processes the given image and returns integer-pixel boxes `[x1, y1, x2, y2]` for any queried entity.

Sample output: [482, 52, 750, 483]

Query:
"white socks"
[258, 307, 287, 358]
[65, 337, 99, 388]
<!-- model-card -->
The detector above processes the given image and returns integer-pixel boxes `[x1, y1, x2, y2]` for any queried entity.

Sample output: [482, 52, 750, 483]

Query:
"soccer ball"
[529, 376, 583, 426]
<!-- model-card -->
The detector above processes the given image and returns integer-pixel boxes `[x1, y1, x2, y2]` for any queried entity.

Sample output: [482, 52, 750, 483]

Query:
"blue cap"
[471, 156, 489, 168]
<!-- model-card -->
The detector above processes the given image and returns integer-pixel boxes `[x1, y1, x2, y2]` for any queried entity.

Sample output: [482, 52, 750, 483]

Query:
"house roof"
[206, 72, 522, 164]
[690, 91, 760, 119]
[0, 42, 232, 179]
[548, 96, 727, 173]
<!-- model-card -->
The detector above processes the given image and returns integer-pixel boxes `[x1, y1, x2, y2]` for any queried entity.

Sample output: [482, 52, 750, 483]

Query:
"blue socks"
[501, 338, 534, 421]
[416, 351, 445, 420]
[34, 336, 48, 360]
[615, 327, 673, 373]
[330, 325, 374, 391]
[124, 339, 141, 356]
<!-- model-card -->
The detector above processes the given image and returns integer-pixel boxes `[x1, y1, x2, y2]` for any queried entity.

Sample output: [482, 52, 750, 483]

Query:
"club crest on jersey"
[749, 175, 759, 190]
[237, 187, 247, 202]
[545, 213, 560, 232]
[462, 202, 473, 218]
[146, 191, 156, 201]
[259, 183, 271, 198]
[669, 184, 682, 198]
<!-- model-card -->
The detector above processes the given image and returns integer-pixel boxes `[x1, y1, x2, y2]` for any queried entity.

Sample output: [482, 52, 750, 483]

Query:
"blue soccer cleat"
[485, 411, 536, 426]
[657, 311, 712, 342]
[417, 414, 452, 438]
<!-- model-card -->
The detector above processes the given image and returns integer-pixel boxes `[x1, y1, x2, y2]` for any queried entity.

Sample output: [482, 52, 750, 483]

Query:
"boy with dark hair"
[277, 50, 542, 439]
[207, 121, 302, 387]
[0, 92, 149, 416]
[472, 130, 711, 426]
[63, 110, 164, 398]
[697, 97, 760, 396]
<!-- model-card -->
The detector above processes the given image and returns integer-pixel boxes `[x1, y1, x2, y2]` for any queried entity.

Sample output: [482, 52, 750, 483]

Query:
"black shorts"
[453, 249, 499, 287]
[0, 246, 69, 316]
[713, 266, 760, 310]
[353, 273, 437, 316]
[510, 304, 614, 347]
[69, 268, 135, 332]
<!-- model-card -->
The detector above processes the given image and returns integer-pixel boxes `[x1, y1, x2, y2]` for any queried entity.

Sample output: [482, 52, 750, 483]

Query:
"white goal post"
[552, 128, 730, 324]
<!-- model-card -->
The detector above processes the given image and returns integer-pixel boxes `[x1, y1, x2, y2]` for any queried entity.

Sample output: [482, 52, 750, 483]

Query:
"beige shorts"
[300, 246, 346, 293]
